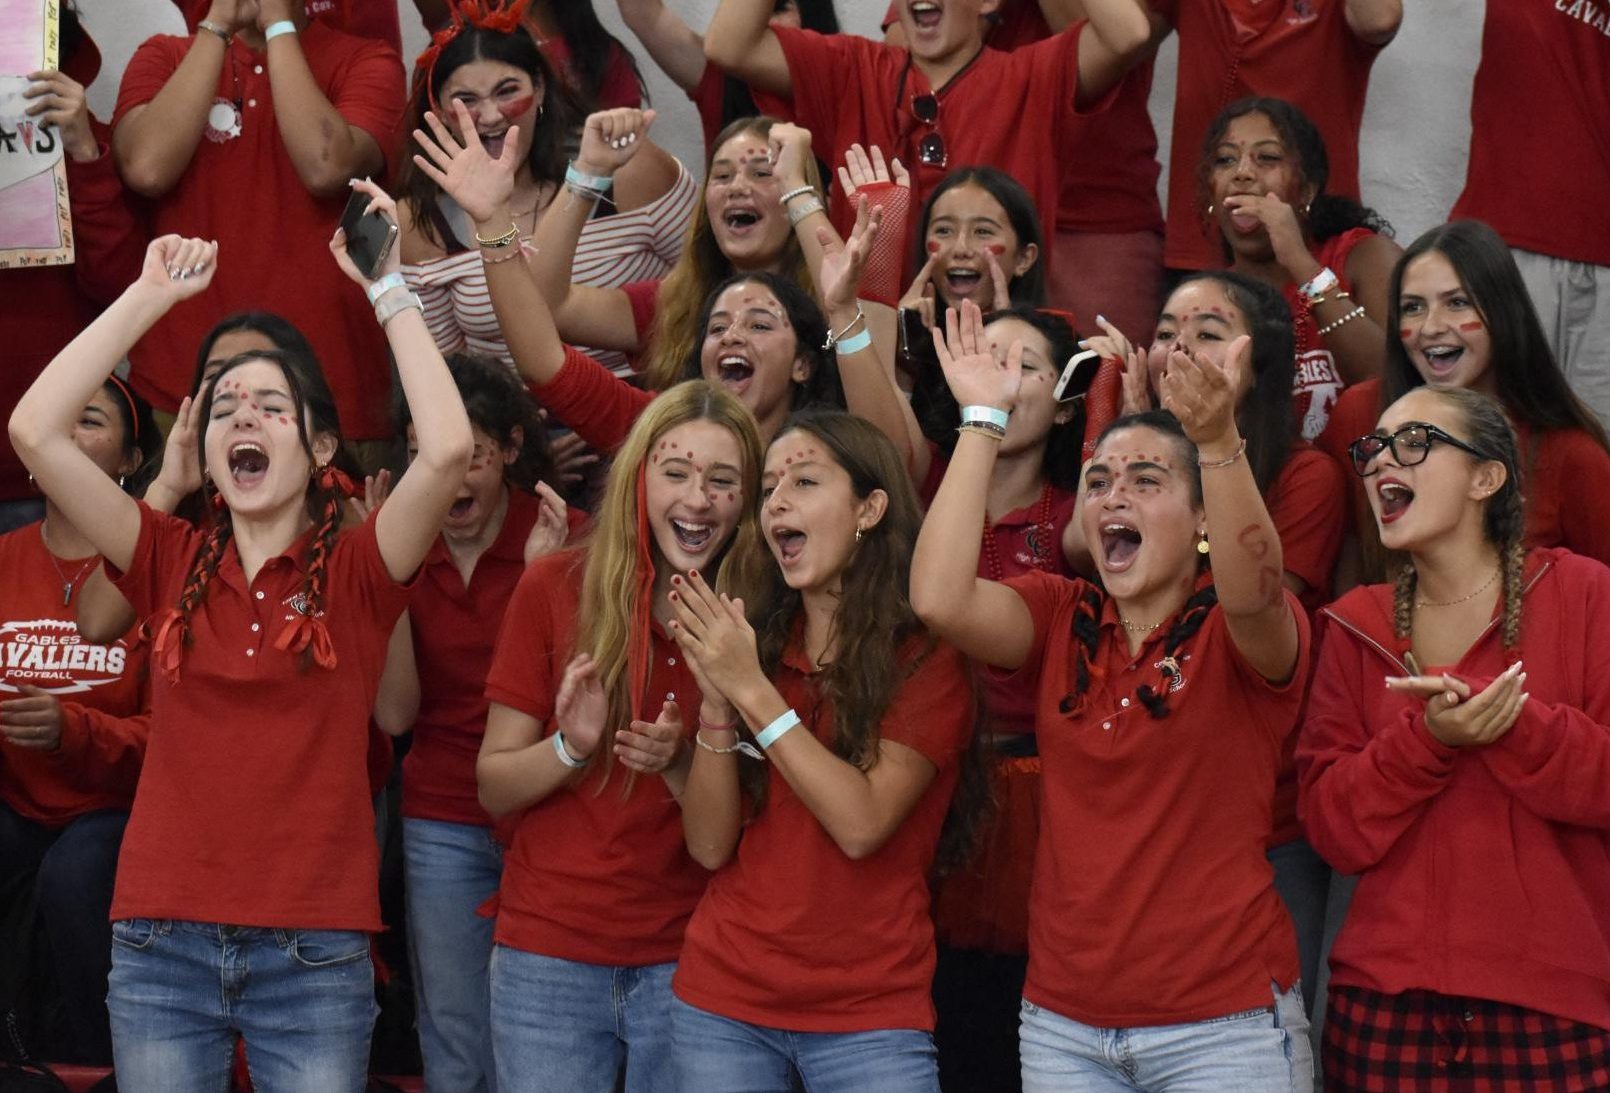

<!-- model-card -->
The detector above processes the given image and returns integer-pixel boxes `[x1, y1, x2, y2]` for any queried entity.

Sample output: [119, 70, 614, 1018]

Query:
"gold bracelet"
[474, 223, 519, 249]
[197, 19, 232, 43]
[957, 422, 1007, 441]
[1198, 437, 1247, 469]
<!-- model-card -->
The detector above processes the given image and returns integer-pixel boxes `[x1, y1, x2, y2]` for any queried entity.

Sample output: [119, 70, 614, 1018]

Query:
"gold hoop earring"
[1206, 203, 1215, 216]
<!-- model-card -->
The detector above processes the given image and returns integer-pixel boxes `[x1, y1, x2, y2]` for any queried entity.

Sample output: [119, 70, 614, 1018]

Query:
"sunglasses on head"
[1347, 422, 1490, 478]
[911, 93, 946, 168]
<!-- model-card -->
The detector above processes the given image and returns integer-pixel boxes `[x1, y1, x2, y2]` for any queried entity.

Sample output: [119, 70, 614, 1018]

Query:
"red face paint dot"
[727, 492, 735, 502]
[987, 244, 1005, 256]
[784, 457, 792, 464]
[685, 451, 693, 459]
[1399, 328, 1414, 341]
[651, 454, 659, 463]
[926, 240, 941, 254]
[278, 416, 289, 425]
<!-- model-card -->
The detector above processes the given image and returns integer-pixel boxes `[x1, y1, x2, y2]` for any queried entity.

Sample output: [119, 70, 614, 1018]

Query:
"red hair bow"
[146, 608, 187, 685]
[316, 464, 361, 499]
[413, 0, 534, 113]
[275, 613, 338, 671]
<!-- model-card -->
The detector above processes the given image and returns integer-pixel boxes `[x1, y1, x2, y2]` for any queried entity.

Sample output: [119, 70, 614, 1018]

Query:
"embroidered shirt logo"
[282, 591, 323, 620]
[1155, 653, 1191, 694]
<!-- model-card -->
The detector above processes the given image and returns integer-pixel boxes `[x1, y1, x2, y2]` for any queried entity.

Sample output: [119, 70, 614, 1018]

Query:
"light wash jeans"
[107, 918, 377, 1093]
[403, 817, 502, 1093]
[489, 945, 677, 1093]
[1019, 982, 1313, 1093]
[671, 996, 939, 1093]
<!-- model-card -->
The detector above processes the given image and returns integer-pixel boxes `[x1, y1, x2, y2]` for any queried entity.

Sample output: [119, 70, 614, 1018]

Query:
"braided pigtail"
[145, 511, 234, 683]
[1392, 562, 1417, 641]
[1136, 585, 1219, 719]
[1499, 539, 1526, 653]
[1058, 586, 1106, 715]
[274, 474, 350, 672]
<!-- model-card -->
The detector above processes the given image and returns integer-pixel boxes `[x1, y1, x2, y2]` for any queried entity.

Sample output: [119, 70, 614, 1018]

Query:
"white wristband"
[552, 731, 589, 768]
[366, 272, 406, 304]
[263, 20, 297, 41]
[960, 405, 1009, 430]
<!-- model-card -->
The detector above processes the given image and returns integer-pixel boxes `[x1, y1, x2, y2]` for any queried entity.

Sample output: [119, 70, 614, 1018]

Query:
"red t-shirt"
[2, 136, 145, 502]
[174, 0, 404, 52]
[1001, 570, 1307, 1025]
[113, 25, 405, 440]
[1284, 227, 1377, 441]
[1452, 1, 1610, 267]
[771, 25, 1098, 278]
[1160, 0, 1383, 271]
[0, 524, 149, 827]
[673, 633, 973, 1032]
[107, 504, 413, 929]
[1318, 379, 1610, 571]
[401, 489, 541, 827]
[484, 549, 709, 966]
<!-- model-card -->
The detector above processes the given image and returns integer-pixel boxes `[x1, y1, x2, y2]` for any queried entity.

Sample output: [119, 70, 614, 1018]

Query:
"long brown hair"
[574, 381, 766, 792]
[639, 116, 818, 392]
[731, 411, 988, 869]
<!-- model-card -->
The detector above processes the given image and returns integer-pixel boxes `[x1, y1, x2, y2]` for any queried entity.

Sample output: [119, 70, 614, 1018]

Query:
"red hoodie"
[1299, 547, 1610, 1031]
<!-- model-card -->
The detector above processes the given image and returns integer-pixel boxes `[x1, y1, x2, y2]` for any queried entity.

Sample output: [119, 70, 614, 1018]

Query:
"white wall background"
[78, 0, 1483, 247]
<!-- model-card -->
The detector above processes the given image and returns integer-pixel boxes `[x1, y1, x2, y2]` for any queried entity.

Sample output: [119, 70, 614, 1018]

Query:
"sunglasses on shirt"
[911, 93, 946, 168]
[1347, 422, 1491, 478]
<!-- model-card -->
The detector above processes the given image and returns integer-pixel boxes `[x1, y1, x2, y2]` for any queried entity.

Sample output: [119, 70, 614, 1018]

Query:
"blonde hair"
[575, 381, 766, 791]
[640, 117, 821, 393]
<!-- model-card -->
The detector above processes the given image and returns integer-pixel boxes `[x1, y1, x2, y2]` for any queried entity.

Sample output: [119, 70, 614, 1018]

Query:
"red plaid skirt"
[1324, 986, 1610, 1092]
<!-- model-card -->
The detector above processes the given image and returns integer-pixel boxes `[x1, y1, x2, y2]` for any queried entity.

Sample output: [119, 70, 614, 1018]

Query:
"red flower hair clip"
[413, 0, 534, 114]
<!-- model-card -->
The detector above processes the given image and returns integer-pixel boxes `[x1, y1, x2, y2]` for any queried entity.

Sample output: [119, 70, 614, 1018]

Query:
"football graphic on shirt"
[0, 618, 129, 694]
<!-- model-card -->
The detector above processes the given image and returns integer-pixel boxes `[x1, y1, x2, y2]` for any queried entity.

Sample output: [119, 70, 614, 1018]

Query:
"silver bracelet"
[779, 184, 816, 205]
[786, 197, 824, 227]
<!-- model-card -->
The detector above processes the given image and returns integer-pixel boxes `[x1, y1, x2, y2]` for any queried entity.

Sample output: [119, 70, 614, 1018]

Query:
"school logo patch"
[282, 591, 323, 619]
[0, 618, 129, 694]
[1155, 653, 1191, 694]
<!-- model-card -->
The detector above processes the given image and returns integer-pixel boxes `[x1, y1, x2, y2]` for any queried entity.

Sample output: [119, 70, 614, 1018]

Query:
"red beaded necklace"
[980, 482, 1058, 580]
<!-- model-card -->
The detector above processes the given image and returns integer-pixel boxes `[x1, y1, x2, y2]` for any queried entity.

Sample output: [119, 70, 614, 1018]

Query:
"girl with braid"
[1300, 385, 1610, 1090]
[913, 299, 1314, 1091]
[8, 180, 474, 1093]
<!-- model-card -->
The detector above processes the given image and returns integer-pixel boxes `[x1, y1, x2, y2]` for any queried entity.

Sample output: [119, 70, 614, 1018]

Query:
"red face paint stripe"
[1458, 321, 1485, 332]
[498, 94, 536, 122]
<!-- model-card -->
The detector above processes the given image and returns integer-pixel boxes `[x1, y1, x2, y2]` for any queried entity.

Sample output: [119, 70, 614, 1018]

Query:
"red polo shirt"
[0, 524, 149, 827]
[174, 0, 404, 52]
[1001, 570, 1307, 1025]
[113, 24, 405, 440]
[106, 503, 413, 929]
[770, 25, 1098, 278]
[401, 488, 540, 827]
[1452, 0, 1610, 267]
[1159, 0, 1383, 271]
[673, 633, 973, 1032]
[484, 549, 709, 966]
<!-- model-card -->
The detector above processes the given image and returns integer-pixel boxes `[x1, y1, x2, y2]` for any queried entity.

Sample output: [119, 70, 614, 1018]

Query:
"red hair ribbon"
[1036, 307, 1082, 332]
[275, 613, 338, 671]
[316, 464, 361, 499]
[146, 608, 187, 685]
[412, 0, 534, 114]
[627, 462, 655, 722]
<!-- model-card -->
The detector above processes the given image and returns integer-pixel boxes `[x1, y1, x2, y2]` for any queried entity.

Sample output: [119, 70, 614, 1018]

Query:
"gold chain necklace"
[1415, 566, 1500, 608]
[1120, 616, 1164, 633]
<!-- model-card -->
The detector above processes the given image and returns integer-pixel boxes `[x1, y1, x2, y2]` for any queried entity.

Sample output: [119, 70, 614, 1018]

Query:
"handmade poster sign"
[0, 0, 72, 268]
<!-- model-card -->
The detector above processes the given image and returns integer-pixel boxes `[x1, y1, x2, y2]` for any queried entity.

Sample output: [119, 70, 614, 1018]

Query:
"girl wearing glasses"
[1320, 220, 1610, 570]
[914, 299, 1313, 1091]
[1301, 384, 1610, 1090]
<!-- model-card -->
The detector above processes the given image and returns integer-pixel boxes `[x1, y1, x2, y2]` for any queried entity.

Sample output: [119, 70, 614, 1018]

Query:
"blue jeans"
[489, 945, 677, 1093]
[107, 918, 378, 1093]
[671, 996, 939, 1093]
[0, 803, 126, 1064]
[403, 817, 502, 1093]
[1019, 983, 1313, 1093]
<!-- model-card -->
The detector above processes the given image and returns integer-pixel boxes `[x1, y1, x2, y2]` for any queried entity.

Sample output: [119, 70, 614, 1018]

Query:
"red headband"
[105, 374, 140, 442]
[412, 0, 533, 115]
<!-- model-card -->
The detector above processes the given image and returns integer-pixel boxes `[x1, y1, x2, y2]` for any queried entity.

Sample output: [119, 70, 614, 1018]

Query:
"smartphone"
[338, 188, 399, 280]
[1054, 349, 1102, 403]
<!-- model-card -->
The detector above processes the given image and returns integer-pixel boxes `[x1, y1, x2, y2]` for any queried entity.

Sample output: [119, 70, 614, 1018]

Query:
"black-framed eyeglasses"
[1347, 422, 1490, 477]
[911, 93, 946, 168]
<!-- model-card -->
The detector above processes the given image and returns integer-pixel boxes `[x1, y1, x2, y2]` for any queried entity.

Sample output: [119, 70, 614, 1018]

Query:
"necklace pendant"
[63, 581, 72, 606]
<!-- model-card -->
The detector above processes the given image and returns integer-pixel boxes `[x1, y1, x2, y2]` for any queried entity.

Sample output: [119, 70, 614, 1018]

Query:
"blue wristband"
[960, 405, 1009, 430]
[552, 731, 589, 769]
[365, 271, 406, 304]
[834, 328, 873, 355]
[264, 20, 297, 41]
[755, 709, 800, 750]
[564, 162, 614, 194]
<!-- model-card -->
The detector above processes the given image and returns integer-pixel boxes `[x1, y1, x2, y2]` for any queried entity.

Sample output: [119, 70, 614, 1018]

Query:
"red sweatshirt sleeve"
[53, 704, 149, 799]
[531, 345, 654, 453]
[64, 126, 145, 307]
[1477, 557, 1610, 828]
[1298, 616, 1461, 874]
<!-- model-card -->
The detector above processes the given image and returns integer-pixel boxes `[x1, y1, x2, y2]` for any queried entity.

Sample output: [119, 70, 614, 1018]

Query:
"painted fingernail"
[1097, 313, 1108, 324]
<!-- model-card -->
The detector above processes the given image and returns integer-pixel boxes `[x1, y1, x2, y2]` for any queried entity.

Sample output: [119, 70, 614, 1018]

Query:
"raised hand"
[575, 107, 657, 179]
[553, 652, 608, 761]
[817, 196, 882, 313]
[985, 250, 1013, 311]
[329, 177, 401, 286]
[1082, 317, 1151, 414]
[523, 481, 570, 564]
[766, 121, 814, 190]
[412, 100, 519, 225]
[136, 236, 218, 303]
[1386, 662, 1528, 748]
[0, 686, 64, 751]
[667, 569, 762, 703]
[23, 70, 96, 162]
[836, 142, 909, 199]
[347, 468, 393, 522]
[615, 701, 685, 775]
[932, 298, 1022, 413]
[148, 394, 205, 508]
[1157, 335, 1248, 450]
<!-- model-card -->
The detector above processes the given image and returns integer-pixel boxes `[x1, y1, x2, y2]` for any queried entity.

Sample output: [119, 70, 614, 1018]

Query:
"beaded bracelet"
[957, 422, 1007, 441]
[480, 245, 523, 265]
[779, 184, 816, 206]
[474, 223, 519, 249]
[1318, 305, 1366, 337]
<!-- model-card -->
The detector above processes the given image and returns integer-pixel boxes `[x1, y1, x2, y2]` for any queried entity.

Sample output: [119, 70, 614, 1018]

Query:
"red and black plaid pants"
[1324, 986, 1610, 1091]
